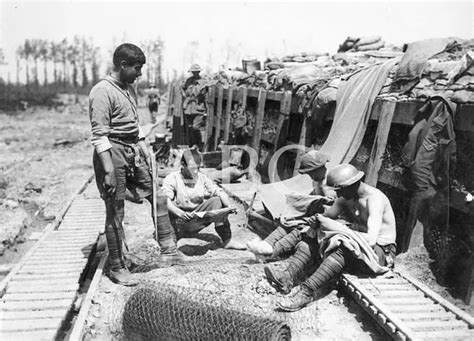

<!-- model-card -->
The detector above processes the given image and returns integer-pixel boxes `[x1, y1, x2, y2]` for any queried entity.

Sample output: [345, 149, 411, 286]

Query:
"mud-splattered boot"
[278, 247, 346, 311]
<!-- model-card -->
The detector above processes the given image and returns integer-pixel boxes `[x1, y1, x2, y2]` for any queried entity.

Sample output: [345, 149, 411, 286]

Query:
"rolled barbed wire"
[123, 282, 291, 341]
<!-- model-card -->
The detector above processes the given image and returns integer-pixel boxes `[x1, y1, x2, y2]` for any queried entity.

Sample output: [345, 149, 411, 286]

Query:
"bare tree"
[50, 41, 60, 87]
[15, 53, 20, 86]
[80, 37, 91, 88]
[60, 38, 69, 86]
[18, 40, 33, 86]
[68, 37, 81, 88]
[90, 46, 100, 85]
[39, 40, 49, 86]
[29, 39, 42, 87]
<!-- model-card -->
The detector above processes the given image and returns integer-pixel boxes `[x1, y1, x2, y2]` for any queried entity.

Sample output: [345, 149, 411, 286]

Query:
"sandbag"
[266, 62, 284, 70]
[355, 36, 382, 46]
[316, 87, 338, 106]
[451, 89, 474, 103]
[356, 40, 385, 51]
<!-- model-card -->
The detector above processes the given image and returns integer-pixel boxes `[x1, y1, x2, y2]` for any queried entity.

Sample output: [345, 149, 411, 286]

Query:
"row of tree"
[2, 36, 166, 92]
[14, 36, 101, 89]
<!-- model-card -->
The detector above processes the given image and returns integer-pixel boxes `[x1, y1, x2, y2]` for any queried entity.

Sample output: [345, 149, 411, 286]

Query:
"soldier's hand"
[103, 172, 117, 198]
[180, 212, 194, 222]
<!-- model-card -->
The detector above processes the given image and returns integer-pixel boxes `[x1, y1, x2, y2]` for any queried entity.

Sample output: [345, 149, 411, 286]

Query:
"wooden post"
[240, 86, 248, 114]
[171, 84, 184, 147]
[213, 86, 224, 150]
[223, 86, 234, 143]
[293, 115, 307, 176]
[272, 90, 291, 153]
[204, 85, 216, 152]
[252, 89, 267, 150]
[365, 100, 397, 186]
[166, 83, 174, 118]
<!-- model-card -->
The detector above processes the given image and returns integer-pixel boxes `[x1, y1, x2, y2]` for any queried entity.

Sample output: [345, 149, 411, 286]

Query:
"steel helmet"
[188, 64, 202, 72]
[326, 164, 364, 189]
[298, 151, 330, 174]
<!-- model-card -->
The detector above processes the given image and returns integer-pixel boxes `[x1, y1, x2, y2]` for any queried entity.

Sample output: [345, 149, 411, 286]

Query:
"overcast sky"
[0, 0, 472, 80]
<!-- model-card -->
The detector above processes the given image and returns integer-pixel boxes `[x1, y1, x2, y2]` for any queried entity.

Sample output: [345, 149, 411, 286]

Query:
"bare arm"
[322, 197, 345, 219]
[362, 197, 383, 246]
[202, 174, 232, 207]
[167, 198, 192, 220]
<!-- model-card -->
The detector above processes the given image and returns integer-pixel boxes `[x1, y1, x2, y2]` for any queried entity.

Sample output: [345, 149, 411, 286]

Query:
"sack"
[266, 62, 284, 70]
[356, 36, 382, 46]
[356, 40, 385, 51]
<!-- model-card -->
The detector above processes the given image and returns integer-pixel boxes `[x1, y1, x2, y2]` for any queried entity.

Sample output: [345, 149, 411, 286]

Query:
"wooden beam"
[204, 85, 216, 152]
[455, 104, 474, 132]
[365, 100, 397, 186]
[293, 115, 307, 176]
[166, 84, 174, 118]
[272, 91, 292, 154]
[213, 86, 224, 150]
[223, 86, 234, 143]
[240, 86, 248, 112]
[252, 89, 267, 150]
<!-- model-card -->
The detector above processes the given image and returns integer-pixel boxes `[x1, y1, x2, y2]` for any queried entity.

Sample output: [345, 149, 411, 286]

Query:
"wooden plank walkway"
[0, 192, 104, 341]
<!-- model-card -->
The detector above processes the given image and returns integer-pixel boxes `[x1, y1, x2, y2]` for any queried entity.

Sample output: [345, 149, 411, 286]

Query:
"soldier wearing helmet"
[277, 163, 397, 312]
[247, 151, 336, 295]
[183, 64, 202, 91]
[182, 64, 207, 148]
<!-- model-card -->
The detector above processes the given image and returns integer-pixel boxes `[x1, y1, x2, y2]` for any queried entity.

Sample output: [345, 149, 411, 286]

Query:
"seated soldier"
[277, 164, 397, 312]
[247, 151, 335, 258]
[162, 149, 246, 250]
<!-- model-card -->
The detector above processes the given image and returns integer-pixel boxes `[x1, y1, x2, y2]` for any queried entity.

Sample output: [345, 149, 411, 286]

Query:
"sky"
[0, 0, 472, 81]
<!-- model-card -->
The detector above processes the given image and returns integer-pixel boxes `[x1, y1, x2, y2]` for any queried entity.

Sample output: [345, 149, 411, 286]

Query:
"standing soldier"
[145, 84, 160, 123]
[89, 43, 179, 286]
[182, 64, 206, 148]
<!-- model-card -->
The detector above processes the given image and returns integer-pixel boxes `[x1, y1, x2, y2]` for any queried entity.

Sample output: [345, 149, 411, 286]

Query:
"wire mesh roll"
[123, 282, 291, 341]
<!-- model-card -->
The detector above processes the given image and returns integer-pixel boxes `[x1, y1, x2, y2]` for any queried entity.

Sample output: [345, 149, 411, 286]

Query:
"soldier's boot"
[264, 240, 312, 294]
[277, 247, 346, 312]
[105, 224, 138, 287]
[153, 194, 187, 264]
[215, 220, 246, 250]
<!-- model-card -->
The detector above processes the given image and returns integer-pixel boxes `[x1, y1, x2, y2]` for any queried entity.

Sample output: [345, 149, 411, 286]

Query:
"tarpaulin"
[393, 38, 456, 93]
[320, 57, 400, 168]
[258, 174, 326, 219]
[317, 215, 389, 275]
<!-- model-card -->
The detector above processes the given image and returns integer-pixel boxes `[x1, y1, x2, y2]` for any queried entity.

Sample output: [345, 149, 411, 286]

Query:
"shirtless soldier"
[277, 163, 397, 311]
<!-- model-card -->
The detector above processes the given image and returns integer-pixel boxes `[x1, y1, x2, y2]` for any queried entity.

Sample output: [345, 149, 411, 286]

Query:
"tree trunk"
[62, 59, 68, 87]
[26, 60, 30, 86]
[53, 62, 57, 87]
[72, 61, 78, 88]
[34, 58, 39, 87]
[16, 58, 20, 86]
[82, 62, 88, 87]
[43, 60, 48, 86]
[91, 62, 99, 85]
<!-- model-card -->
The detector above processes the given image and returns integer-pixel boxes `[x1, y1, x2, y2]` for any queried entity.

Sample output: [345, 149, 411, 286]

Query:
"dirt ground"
[1, 97, 472, 340]
[0, 95, 93, 278]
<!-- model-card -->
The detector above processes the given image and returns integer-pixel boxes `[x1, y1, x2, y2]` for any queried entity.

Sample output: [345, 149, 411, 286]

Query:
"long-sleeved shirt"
[162, 169, 226, 211]
[89, 75, 144, 153]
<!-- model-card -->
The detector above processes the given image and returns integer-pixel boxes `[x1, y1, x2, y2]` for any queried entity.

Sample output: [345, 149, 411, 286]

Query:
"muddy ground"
[0, 97, 472, 340]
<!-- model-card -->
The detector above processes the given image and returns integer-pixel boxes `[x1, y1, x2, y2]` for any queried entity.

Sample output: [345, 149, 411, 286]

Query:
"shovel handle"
[246, 191, 257, 217]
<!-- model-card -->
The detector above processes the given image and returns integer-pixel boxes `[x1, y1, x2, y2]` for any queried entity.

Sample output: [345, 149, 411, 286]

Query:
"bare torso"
[326, 183, 396, 246]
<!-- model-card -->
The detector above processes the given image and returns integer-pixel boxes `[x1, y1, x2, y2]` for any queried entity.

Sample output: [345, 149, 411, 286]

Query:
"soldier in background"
[145, 84, 160, 123]
[182, 64, 207, 149]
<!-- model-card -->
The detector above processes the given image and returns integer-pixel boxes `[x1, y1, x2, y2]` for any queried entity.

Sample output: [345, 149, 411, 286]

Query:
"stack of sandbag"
[273, 64, 323, 90]
[281, 51, 329, 63]
[378, 47, 474, 103]
[338, 36, 385, 52]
